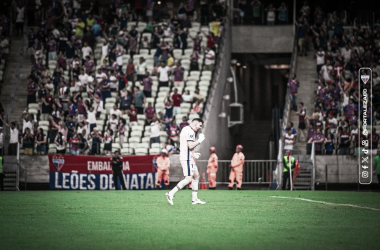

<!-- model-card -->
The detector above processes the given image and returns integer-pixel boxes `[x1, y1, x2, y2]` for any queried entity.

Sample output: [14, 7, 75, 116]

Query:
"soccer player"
[165, 118, 206, 205]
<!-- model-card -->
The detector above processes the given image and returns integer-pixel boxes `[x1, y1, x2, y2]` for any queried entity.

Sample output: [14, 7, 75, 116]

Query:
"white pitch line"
[271, 196, 380, 211]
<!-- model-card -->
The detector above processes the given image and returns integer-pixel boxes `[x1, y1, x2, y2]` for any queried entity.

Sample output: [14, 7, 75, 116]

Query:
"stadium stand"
[284, 3, 380, 157]
[5, 1, 225, 156]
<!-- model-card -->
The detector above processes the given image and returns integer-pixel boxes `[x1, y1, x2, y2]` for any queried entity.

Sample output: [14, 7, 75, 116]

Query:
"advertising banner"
[49, 155, 158, 190]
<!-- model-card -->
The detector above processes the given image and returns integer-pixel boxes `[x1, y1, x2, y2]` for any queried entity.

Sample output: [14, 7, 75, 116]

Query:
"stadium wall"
[315, 156, 378, 184]
[231, 25, 294, 53]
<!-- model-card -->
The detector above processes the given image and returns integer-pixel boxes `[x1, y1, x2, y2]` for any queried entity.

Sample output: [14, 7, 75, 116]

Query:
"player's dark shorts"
[298, 122, 306, 130]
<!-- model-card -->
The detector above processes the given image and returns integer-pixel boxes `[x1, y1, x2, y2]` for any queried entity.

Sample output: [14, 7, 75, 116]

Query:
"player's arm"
[187, 133, 205, 150]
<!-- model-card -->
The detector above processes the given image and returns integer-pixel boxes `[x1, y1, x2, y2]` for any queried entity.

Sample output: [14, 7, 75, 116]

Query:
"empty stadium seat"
[129, 136, 141, 143]
[149, 148, 160, 154]
[135, 148, 148, 155]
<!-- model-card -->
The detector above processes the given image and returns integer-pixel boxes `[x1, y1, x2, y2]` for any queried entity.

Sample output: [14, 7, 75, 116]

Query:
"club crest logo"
[190, 134, 193, 138]
[361, 75, 370, 84]
[52, 155, 65, 171]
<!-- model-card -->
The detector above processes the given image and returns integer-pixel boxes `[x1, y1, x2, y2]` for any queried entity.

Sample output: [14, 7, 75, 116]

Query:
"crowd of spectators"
[2, 0, 226, 156]
[234, 0, 289, 25]
[284, 2, 380, 156]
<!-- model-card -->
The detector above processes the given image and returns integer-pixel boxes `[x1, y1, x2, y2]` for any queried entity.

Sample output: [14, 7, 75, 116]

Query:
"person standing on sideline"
[165, 118, 206, 205]
[156, 149, 170, 188]
[0, 155, 4, 191]
[282, 150, 296, 190]
[228, 145, 245, 190]
[207, 147, 218, 189]
[111, 150, 126, 190]
[288, 74, 299, 112]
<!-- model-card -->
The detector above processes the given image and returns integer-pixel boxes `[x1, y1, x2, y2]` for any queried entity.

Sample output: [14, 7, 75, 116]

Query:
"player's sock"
[169, 178, 190, 197]
[192, 180, 199, 201]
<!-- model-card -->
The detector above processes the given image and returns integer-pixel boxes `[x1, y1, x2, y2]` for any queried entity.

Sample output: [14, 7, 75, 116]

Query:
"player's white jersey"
[179, 126, 195, 162]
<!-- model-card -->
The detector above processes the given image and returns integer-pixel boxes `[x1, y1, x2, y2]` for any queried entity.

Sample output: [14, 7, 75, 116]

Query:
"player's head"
[236, 145, 243, 152]
[210, 147, 216, 153]
[161, 149, 168, 156]
[190, 118, 204, 132]
[114, 150, 120, 156]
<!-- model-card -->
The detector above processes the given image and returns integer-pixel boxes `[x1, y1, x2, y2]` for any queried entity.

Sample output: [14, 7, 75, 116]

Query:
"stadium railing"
[196, 159, 276, 187]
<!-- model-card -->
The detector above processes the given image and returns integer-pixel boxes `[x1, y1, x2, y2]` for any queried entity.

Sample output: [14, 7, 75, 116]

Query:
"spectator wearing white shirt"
[150, 116, 161, 147]
[315, 47, 325, 74]
[78, 69, 89, 86]
[108, 114, 119, 135]
[204, 47, 215, 71]
[81, 42, 92, 64]
[96, 68, 107, 82]
[283, 129, 295, 154]
[109, 104, 123, 120]
[136, 57, 147, 81]
[84, 102, 98, 132]
[340, 44, 352, 70]
[101, 40, 109, 62]
[182, 90, 193, 103]
[157, 61, 171, 88]
[0, 120, 20, 156]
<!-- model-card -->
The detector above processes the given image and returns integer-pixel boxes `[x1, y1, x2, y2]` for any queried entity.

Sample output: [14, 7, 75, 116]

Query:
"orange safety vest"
[156, 156, 170, 170]
[207, 153, 218, 173]
[231, 152, 245, 172]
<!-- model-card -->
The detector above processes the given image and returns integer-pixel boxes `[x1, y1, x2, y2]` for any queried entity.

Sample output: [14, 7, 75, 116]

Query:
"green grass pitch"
[1, 190, 379, 250]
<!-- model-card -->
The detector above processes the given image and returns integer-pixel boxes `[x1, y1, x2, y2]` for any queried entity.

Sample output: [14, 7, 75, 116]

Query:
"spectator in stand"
[171, 88, 182, 117]
[179, 116, 189, 131]
[193, 88, 205, 103]
[202, 31, 217, 52]
[296, 102, 307, 142]
[164, 99, 173, 119]
[324, 131, 334, 155]
[103, 129, 114, 156]
[133, 86, 146, 115]
[182, 90, 194, 104]
[189, 32, 202, 53]
[265, 3, 276, 25]
[325, 112, 338, 135]
[173, 61, 185, 88]
[190, 50, 200, 72]
[69, 133, 80, 155]
[120, 87, 131, 113]
[307, 128, 325, 155]
[167, 53, 175, 68]
[204, 47, 215, 71]
[315, 47, 325, 74]
[136, 57, 147, 81]
[118, 118, 127, 148]
[338, 127, 351, 155]
[55, 132, 66, 155]
[22, 128, 35, 155]
[65, 115, 76, 139]
[343, 99, 358, 122]
[100, 75, 111, 102]
[89, 127, 102, 155]
[277, 2, 288, 24]
[77, 133, 90, 155]
[108, 114, 119, 135]
[167, 118, 180, 145]
[145, 102, 156, 125]
[126, 58, 135, 83]
[157, 60, 171, 88]
[288, 74, 299, 112]
[149, 116, 161, 148]
[191, 100, 203, 117]
[295, 17, 307, 56]
[283, 129, 295, 155]
[141, 71, 153, 97]
[27, 77, 38, 105]
[35, 128, 47, 155]
[127, 104, 138, 127]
